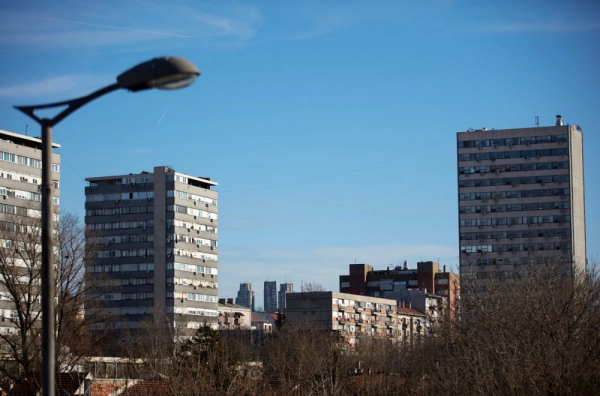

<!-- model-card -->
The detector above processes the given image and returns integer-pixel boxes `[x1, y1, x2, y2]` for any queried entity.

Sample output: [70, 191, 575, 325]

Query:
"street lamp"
[13, 56, 199, 396]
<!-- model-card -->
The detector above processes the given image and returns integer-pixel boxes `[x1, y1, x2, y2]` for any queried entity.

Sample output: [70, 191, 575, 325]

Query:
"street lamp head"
[117, 56, 200, 92]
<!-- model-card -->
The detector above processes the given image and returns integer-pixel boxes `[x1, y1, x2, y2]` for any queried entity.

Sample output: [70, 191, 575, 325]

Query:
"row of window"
[459, 161, 569, 175]
[119, 277, 154, 286]
[459, 187, 569, 201]
[0, 221, 24, 233]
[86, 220, 154, 230]
[0, 151, 60, 172]
[167, 276, 218, 289]
[89, 263, 155, 273]
[461, 242, 572, 253]
[0, 171, 59, 188]
[123, 176, 151, 184]
[168, 190, 217, 206]
[104, 292, 154, 301]
[120, 306, 153, 315]
[460, 215, 570, 227]
[0, 204, 29, 216]
[170, 219, 217, 234]
[0, 187, 41, 202]
[86, 205, 155, 216]
[459, 174, 569, 188]
[171, 233, 217, 247]
[88, 175, 152, 187]
[461, 256, 571, 267]
[98, 248, 154, 259]
[172, 262, 218, 275]
[460, 228, 570, 240]
[183, 308, 218, 317]
[459, 201, 570, 214]
[185, 293, 218, 302]
[168, 205, 218, 220]
[458, 134, 568, 148]
[458, 148, 569, 162]
[86, 191, 154, 202]
[168, 248, 218, 261]
[170, 306, 219, 316]
[103, 234, 154, 245]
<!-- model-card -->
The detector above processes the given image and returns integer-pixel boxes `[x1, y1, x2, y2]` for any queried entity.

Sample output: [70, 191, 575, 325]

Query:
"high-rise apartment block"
[0, 129, 60, 334]
[457, 116, 586, 282]
[278, 283, 294, 310]
[236, 283, 255, 311]
[85, 166, 218, 329]
[264, 281, 277, 313]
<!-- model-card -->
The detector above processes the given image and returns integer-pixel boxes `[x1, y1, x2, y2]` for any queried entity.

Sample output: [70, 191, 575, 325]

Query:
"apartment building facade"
[85, 166, 218, 330]
[286, 292, 426, 348]
[0, 129, 61, 337]
[457, 116, 586, 282]
[264, 281, 277, 313]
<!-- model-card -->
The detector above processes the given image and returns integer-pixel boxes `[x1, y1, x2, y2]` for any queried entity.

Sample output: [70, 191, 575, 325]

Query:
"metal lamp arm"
[14, 83, 121, 127]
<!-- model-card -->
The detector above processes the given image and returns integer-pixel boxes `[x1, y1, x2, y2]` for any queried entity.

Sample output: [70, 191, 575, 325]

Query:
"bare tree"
[0, 207, 43, 379]
[0, 211, 103, 380]
[407, 261, 600, 395]
[55, 213, 106, 371]
[300, 282, 325, 292]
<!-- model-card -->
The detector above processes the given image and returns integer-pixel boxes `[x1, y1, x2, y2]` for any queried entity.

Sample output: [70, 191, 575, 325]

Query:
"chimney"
[443, 265, 446, 273]
[403, 260, 408, 270]
[556, 115, 563, 126]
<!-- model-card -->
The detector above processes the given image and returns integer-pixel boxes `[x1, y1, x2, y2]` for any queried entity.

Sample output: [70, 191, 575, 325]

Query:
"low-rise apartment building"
[286, 292, 426, 348]
[339, 261, 460, 313]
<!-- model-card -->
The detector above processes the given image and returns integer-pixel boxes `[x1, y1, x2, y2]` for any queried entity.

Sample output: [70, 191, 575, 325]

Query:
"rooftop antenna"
[535, 116, 539, 127]
[25, 123, 29, 135]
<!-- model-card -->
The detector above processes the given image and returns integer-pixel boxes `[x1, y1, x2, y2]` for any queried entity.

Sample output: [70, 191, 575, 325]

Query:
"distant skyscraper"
[278, 283, 294, 310]
[236, 283, 255, 311]
[264, 281, 277, 313]
[457, 116, 586, 283]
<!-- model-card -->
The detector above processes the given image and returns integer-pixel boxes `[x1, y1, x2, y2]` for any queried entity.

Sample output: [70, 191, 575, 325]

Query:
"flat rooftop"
[0, 129, 61, 149]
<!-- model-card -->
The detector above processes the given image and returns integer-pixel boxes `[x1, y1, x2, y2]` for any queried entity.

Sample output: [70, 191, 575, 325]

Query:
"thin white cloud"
[0, 4, 262, 50]
[0, 12, 190, 38]
[0, 74, 111, 100]
[187, 7, 262, 40]
[480, 21, 600, 32]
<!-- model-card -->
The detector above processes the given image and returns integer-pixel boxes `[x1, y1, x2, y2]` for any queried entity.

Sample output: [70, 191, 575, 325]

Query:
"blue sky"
[0, 0, 598, 308]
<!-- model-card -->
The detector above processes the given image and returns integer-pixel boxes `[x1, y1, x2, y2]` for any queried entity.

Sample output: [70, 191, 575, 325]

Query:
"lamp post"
[13, 56, 200, 396]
